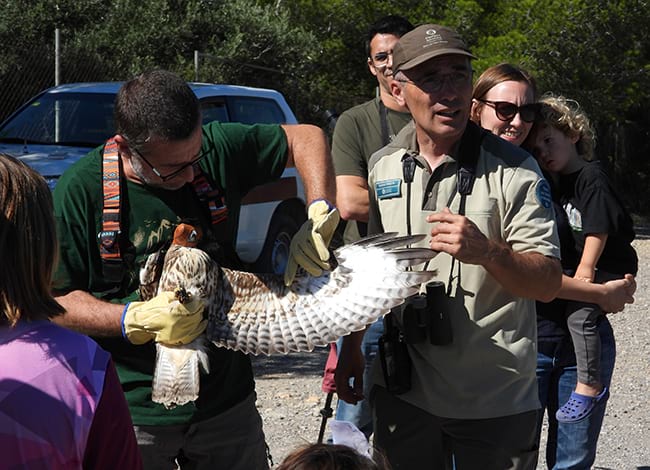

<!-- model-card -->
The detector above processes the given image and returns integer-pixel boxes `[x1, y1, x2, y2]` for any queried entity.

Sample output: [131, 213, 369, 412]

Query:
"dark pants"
[371, 386, 538, 470]
[565, 270, 620, 385]
[134, 392, 268, 470]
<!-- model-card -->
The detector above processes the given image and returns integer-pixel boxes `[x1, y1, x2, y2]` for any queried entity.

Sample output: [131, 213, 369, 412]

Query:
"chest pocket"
[464, 197, 500, 239]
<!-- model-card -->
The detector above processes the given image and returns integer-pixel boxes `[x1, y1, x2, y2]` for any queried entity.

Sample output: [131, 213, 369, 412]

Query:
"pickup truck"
[0, 82, 307, 274]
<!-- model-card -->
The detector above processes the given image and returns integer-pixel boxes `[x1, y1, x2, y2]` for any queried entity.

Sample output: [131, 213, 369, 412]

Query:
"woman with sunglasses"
[471, 62, 539, 147]
[470, 64, 636, 469]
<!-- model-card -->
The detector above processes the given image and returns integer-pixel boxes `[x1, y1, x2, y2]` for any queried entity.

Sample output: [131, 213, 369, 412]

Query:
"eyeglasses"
[131, 145, 208, 182]
[477, 99, 539, 123]
[397, 70, 472, 93]
[372, 51, 392, 63]
[370, 51, 393, 71]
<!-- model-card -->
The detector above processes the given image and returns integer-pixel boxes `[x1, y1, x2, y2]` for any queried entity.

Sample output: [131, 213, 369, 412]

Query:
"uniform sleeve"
[201, 122, 289, 195]
[331, 111, 367, 178]
[83, 360, 143, 470]
[367, 164, 384, 236]
[503, 157, 561, 259]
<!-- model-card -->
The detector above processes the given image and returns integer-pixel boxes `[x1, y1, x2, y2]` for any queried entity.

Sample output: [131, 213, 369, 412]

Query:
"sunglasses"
[477, 99, 539, 123]
[372, 51, 392, 63]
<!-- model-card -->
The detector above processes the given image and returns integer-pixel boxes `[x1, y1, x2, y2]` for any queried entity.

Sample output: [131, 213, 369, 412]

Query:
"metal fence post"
[55, 28, 60, 86]
[194, 50, 199, 82]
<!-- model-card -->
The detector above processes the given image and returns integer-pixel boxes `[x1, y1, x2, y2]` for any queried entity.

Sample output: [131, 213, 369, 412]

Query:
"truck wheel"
[254, 210, 304, 274]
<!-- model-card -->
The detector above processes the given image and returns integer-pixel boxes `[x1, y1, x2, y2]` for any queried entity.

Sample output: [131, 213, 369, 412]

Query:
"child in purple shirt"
[0, 153, 142, 469]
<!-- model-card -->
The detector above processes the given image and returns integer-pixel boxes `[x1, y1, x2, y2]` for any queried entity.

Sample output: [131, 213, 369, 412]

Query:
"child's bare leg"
[574, 381, 603, 397]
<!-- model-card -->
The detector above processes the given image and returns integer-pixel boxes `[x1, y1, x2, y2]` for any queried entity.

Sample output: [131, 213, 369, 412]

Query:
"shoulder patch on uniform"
[375, 179, 402, 200]
[535, 179, 552, 209]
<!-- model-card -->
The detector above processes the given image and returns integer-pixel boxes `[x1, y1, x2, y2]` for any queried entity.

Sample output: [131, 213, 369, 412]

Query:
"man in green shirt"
[52, 69, 338, 469]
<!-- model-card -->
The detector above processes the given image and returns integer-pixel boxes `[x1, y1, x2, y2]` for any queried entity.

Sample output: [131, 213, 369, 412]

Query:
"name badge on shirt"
[376, 179, 402, 199]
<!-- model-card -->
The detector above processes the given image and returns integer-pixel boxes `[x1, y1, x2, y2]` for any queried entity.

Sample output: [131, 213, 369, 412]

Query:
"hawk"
[140, 223, 437, 408]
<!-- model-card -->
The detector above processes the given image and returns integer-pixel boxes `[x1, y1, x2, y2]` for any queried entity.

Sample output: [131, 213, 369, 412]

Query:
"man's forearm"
[484, 242, 562, 302]
[557, 273, 635, 313]
[336, 175, 369, 222]
[53, 290, 124, 337]
[282, 124, 336, 204]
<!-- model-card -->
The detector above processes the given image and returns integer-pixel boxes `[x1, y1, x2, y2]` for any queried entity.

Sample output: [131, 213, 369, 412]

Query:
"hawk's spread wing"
[208, 233, 436, 355]
[141, 229, 437, 408]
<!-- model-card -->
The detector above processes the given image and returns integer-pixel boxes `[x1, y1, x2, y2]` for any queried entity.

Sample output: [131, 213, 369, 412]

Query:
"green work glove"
[121, 291, 207, 345]
[284, 199, 340, 286]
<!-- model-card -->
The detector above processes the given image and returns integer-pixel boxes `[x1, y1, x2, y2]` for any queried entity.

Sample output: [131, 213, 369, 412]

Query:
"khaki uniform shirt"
[368, 121, 560, 419]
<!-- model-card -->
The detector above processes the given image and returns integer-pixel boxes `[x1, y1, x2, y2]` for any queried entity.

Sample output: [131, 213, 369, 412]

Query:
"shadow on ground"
[252, 347, 330, 378]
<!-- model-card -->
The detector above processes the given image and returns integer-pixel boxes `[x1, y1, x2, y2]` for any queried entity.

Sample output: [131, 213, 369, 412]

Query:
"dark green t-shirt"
[53, 121, 288, 425]
[331, 97, 411, 244]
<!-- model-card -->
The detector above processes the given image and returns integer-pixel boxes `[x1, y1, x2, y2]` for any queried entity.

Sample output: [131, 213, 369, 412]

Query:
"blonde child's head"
[535, 94, 596, 161]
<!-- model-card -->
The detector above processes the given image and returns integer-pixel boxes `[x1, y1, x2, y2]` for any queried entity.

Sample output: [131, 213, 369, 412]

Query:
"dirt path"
[254, 235, 650, 469]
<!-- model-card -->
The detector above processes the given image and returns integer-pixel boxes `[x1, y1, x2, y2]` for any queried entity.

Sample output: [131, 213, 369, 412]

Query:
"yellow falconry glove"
[284, 199, 340, 286]
[121, 291, 207, 345]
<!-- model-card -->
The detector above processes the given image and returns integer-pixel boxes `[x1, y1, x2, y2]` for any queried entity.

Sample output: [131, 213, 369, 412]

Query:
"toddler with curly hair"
[525, 95, 638, 423]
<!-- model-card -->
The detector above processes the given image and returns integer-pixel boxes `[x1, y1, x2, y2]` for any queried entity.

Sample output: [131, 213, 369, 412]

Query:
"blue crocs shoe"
[556, 387, 609, 423]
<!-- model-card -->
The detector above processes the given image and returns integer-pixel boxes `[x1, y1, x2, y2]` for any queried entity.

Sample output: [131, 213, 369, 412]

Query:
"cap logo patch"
[424, 29, 448, 49]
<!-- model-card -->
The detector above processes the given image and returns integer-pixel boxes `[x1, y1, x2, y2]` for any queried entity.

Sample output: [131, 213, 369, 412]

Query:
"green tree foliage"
[0, 0, 648, 212]
[522, 0, 650, 212]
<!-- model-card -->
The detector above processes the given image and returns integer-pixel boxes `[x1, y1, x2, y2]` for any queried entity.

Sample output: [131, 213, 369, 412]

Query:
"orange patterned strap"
[98, 140, 124, 282]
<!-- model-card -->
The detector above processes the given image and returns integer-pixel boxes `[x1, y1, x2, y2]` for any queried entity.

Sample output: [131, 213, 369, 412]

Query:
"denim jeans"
[334, 318, 384, 439]
[536, 318, 616, 470]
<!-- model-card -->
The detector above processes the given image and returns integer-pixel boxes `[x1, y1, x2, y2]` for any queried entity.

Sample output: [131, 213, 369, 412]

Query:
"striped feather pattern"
[142, 231, 437, 408]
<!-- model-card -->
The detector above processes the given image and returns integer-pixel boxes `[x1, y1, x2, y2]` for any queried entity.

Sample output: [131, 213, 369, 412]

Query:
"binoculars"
[401, 281, 453, 346]
[378, 281, 453, 394]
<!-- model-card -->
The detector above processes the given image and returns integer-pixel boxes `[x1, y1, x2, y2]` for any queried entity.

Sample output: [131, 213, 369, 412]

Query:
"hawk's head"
[173, 223, 202, 248]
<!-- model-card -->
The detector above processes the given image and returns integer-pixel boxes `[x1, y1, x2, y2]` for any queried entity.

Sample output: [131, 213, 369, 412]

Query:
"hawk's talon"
[174, 286, 191, 304]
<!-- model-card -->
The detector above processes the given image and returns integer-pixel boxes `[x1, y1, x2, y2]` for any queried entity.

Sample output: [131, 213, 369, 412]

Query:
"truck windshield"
[0, 92, 116, 147]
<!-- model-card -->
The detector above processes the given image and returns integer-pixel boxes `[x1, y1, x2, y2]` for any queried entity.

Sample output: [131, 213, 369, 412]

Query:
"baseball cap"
[392, 24, 476, 74]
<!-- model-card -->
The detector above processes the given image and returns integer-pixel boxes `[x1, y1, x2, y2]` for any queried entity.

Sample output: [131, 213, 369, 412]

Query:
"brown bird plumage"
[140, 223, 437, 408]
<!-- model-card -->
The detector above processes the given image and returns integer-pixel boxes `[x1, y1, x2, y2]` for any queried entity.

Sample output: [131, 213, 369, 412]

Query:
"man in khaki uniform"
[335, 25, 562, 470]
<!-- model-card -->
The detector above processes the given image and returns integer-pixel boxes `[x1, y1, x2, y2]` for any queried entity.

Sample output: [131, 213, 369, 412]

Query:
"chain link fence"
[0, 30, 122, 123]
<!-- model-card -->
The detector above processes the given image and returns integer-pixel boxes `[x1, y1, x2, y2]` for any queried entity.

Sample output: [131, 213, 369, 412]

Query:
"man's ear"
[113, 134, 132, 159]
[368, 58, 379, 78]
[390, 81, 407, 108]
[470, 99, 482, 124]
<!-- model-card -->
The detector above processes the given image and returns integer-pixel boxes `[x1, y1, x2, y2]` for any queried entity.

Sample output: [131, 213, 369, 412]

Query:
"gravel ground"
[253, 234, 650, 469]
